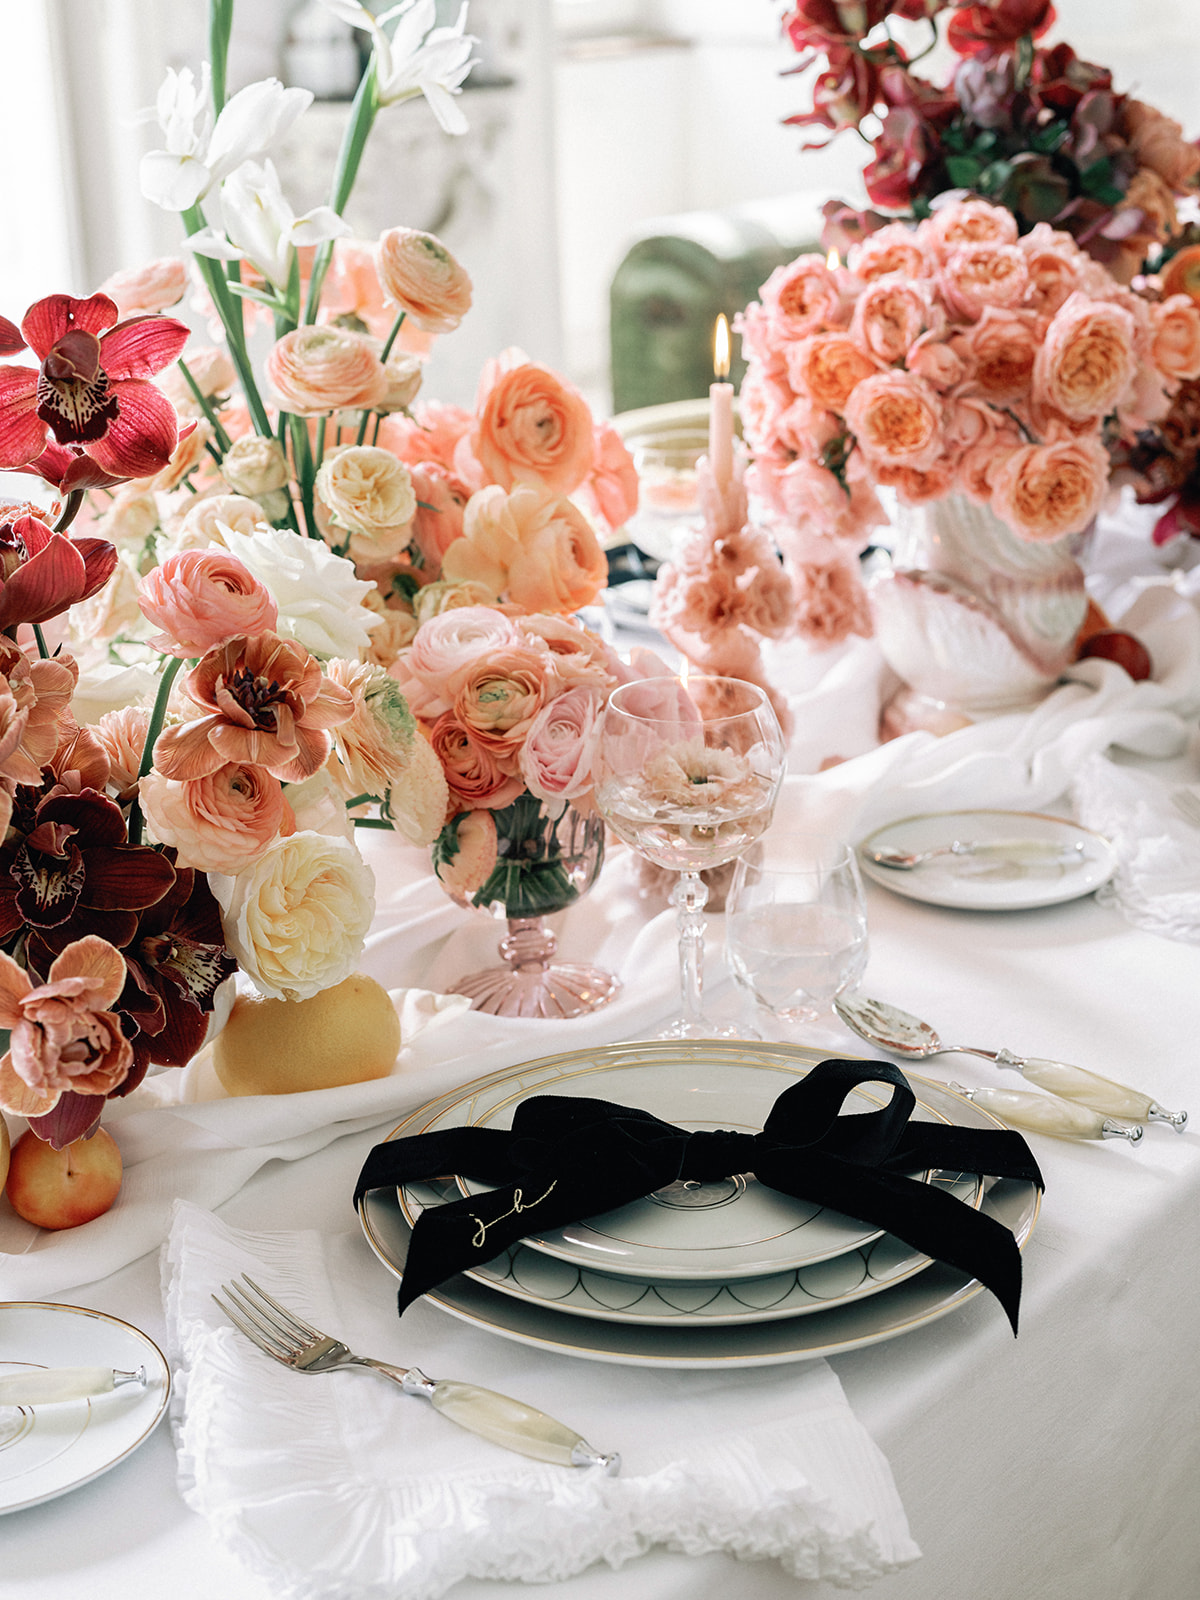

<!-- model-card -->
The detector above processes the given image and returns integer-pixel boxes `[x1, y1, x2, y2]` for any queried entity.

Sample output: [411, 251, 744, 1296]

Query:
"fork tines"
[213, 1275, 322, 1359]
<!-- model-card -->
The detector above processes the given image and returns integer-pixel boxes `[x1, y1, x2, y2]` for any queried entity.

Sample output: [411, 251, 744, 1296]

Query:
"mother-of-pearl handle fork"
[214, 1276, 619, 1474]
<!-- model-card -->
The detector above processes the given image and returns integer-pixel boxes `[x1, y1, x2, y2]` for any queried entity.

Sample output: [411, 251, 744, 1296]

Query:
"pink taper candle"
[709, 313, 734, 490]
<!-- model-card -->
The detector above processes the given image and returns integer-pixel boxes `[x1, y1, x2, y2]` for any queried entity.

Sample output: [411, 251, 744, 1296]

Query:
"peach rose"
[939, 242, 1029, 321]
[1020, 225, 1087, 317]
[471, 363, 595, 497]
[167, 494, 269, 553]
[906, 332, 968, 390]
[760, 255, 844, 336]
[428, 714, 525, 811]
[443, 486, 607, 615]
[518, 685, 603, 803]
[847, 223, 928, 283]
[395, 604, 520, 718]
[266, 326, 388, 415]
[963, 307, 1041, 403]
[1033, 293, 1137, 421]
[139, 762, 285, 873]
[1150, 295, 1200, 381]
[786, 332, 880, 413]
[100, 256, 188, 317]
[1122, 99, 1200, 190]
[872, 454, 959, 507]
[376, 227, 473, 334]
[751, 456, 884, 553]
[920, 199, 1019, 263]
[376, 402, 474, 470]
[850, 276, 938, 364]
[990, 436, 1109, 542]
[315, 446, 416, 564]
[0, 936, 132, 1109]
[844, 369, 945, 472]
[137, 548, 278, 658]
[408, 462, 470, 570]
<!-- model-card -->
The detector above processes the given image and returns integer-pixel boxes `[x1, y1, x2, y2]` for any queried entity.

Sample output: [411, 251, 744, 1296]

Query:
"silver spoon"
[864, 840, 1087, 870]
[835, 992, 1187, 1131]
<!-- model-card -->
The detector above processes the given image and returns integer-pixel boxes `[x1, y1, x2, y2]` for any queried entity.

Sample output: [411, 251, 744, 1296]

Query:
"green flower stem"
[354, 407, 375, 447]
[178, 359, 233, 453]
[32, 624, 49, 660]
[315, 414, 327, 473]
[379, 307, 407, 364]
[51, 489, 84, 535]
[289, 413, 318, 539]
[209, 0, 234, 114]
[302, 62, 379, 325]
[353, 816, 396, 829]
[183, 211, 274, 441]
[127, 654, 185, 847]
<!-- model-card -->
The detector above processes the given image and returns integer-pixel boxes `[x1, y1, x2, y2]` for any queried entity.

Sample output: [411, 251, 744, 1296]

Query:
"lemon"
[213, 974, 401, 1096]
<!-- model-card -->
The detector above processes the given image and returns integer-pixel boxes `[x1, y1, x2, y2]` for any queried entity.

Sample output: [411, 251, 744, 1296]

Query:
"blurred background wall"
[3, 0, 1197, 411]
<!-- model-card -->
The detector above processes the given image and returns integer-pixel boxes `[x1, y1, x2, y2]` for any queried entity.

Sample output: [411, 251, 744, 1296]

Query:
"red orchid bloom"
[0, 508, 118, 632]
[0, 292, 189, 483]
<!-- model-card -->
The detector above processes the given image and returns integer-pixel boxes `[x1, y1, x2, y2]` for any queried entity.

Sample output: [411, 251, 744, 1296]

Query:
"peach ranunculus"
[938, 242, 1029, 321]
[323, 656, 418, 801]
[1150, 295, 1200, 381]
[471, 362, 595, 497]
[321, 237, 434, 351]
[92, 706, 151, 802]
[100, 256, 188, 318]
[408, 462, 471, 571]
[850, 276, 939, 364]
[394, 604, 521, 721]
[442, 485, 607, 614]
[428, 713, 525, 810]
[843, 369, 945, 473]
[376, 401, 474, 469]
[0, 936, 132, 1115]
[518, 685, 604, 803]
[137, 548, 279, 658]
[315, 445, 416, 564]
[376, 227, 473, 334]
[582, 423, 639, 532]
[760, 255, 845, 337]
[1121, 99, 1200, 190]
[920, 199, 1019, 263]
[154, 632, 354, 782]
[963, 306, 1042, 404]
[1032, 293, 1137, 421]
[847, 223, 929, 283]
[453, 643, 551, 764]
[211, 830, 376, 1002]
[266, 326, 388, 415]
[139, 762, 285, 874]
[989, 436, 1109, 542]
[786, 332, 880, 413]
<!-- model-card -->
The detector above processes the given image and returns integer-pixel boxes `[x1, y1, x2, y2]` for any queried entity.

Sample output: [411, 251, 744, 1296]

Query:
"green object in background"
[610, 198, 819, 414]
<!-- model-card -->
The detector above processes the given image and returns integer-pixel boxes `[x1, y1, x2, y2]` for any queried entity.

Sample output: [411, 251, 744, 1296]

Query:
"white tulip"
[140, 70, 314, 212]
[186, 159, 350, 289]
[319, 0, 477, 133]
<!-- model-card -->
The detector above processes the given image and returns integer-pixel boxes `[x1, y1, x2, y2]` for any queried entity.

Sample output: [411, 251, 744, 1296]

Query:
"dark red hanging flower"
[0, 292, 188, 483]
[947, 0, 1057, 60]
[0, 508, 118, 632]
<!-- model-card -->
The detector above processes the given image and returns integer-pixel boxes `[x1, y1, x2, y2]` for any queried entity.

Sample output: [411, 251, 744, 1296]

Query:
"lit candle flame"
[826, 248, 841, 271]
[713, 314, 731, 381]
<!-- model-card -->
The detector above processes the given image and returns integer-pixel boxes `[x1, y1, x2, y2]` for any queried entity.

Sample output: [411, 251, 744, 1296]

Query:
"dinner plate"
[0, 1303, 170, 1514]
[858, 809, 1117, 910]
[399, 1042, 964, 1281]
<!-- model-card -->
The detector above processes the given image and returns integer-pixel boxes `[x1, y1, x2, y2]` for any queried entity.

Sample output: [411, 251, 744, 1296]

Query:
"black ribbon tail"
[353, 1125, 519, 1210]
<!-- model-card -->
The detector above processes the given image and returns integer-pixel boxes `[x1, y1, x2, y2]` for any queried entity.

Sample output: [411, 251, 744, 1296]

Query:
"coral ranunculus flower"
[154, 632, 356, 782]
[0, 292, 189, 481]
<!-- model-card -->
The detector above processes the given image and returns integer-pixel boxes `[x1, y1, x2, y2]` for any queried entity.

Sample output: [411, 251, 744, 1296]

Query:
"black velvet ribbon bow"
[354, 1058, 1044, 1333]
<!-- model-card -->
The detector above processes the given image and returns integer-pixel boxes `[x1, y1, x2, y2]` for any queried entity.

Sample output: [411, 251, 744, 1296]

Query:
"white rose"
[97, 488, 160, 550]
[314, 444, 415, 564]
[219, 522, 381, 659]
[211, 831, 376, 1001]
[221, 435, 290, 497]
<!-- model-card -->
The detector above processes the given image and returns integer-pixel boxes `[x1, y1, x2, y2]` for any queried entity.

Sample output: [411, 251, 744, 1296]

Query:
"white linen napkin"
[163, 1200, 920, 1599]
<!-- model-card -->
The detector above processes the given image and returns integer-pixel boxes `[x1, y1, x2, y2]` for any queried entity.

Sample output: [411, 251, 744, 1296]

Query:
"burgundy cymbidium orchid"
[0, 292, 189, 485]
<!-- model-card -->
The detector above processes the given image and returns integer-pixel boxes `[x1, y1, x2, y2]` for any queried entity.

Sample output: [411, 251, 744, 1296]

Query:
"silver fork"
[213, 1275, 619, 1472]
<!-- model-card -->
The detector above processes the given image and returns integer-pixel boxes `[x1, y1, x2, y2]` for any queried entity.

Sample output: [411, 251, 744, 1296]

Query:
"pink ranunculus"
[850, 275, 938, 364]
[408, 462, 471, 573]
[938, 241, 1029, 322]
[139, 762, 285, 874]
[321, 237, 435, 351]
[428, 713, 525, 810]
[376, 401, 475, 470]
[962, 306, 1042, 403]
[137, 548, 279, 658]
[376, 227, 473, 334]
[0, 936, 132, 1111]
[759, 255, 845, 338]
[266, 325, 388, 415]
[471, 362, 595, 497]
[1150, 295, 1200, 381]
[1019, 223, 1087, 316]
[844, 369, 945, 472]
[847, 222, 929, 283]
[516, 612, 620, 694]
[990, 436, 1109, 542]
[395, 603, 521, 720]
[582, 423, 639, 531]
[919, 199, 1019, 264]
[785, 332, 880, 413]
[1033, 292, 1137, 421]
[99, 257, 189, 318]
[518, 685, 603, 802]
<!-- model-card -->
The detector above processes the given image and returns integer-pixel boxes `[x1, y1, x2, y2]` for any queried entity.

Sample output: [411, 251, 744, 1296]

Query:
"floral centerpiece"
[783, 1, 1200, 284]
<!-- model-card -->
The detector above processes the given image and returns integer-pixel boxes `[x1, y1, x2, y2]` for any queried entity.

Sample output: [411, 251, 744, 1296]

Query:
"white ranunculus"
[186, 159, 349, 290]
[140, 70, 313, 212]
[211, 831, 375, 1002]
[320, 0, 477, 132]
[218, 523, 381, 660]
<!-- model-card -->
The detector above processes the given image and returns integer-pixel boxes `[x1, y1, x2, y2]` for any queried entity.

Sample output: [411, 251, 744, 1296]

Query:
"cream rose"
[1033, 293, 1137, 421]
[222, 435, 290, 498]
[266, 326, 388, 415]
[212, 831, 376, 1002]
[843, 370, 945, 473]
[376, 227, 473, 334]
[168, 494, 270, 553]
[315, 445, 416, 563]
[990, 437, 1109, 542]
[157, 344, 238, 415]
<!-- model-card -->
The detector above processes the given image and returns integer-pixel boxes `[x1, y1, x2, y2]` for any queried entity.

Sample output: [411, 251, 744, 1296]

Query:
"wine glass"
[595, 675, 786, 1038]
[726, 835, 868, 1040]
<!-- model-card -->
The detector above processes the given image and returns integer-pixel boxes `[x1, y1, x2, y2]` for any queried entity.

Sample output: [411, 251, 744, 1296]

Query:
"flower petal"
[21, 293, 118, 359]
[0, 947, 31, 1027]
[85, 378, 179, 479]
[99, 315, 190, 381]
[0, 315, 26, 355]
[0, 1052, 60, 1118]
[153, 717, 228, 781]
[26, 1088, 105, 1150]
[83, 844, 177, 912]
[46, 933, 128, 1008]
[0, 364, 46, 467]
[0, 532, 87, 630]
[72, 536, 120, 602]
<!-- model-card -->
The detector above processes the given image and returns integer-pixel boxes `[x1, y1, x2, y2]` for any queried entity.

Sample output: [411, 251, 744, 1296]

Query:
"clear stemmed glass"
[726, 836, 868, 1041]
[595, 675, 786, 1038]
